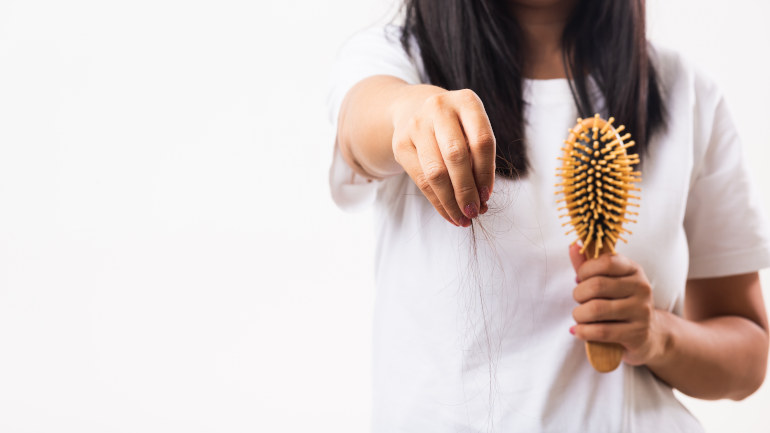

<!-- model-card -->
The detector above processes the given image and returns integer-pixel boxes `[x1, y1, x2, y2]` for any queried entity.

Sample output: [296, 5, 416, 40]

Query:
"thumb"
[568, 242, 587, 277]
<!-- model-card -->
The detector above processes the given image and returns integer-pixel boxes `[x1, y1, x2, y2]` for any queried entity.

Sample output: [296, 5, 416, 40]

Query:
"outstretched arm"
[336, 75, 496, 227]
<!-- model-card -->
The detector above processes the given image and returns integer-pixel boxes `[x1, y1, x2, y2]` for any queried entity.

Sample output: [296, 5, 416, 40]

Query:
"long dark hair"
[400, 0, 665, 177]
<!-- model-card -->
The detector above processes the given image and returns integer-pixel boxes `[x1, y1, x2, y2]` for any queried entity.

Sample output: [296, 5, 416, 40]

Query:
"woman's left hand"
[568, 243, 669, 366]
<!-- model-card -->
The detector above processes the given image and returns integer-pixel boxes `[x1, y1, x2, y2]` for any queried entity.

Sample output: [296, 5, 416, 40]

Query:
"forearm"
[336, 75, 444, 179]
[647, 311, 769, 400]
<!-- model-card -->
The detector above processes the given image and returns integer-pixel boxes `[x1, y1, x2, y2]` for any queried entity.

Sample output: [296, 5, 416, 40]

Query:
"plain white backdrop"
[0, 0, 767, 432]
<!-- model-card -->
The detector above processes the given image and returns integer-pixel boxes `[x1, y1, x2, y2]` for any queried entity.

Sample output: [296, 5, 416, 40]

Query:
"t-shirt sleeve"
[683, 90, 770, 279]
[326, 25, 422, 211]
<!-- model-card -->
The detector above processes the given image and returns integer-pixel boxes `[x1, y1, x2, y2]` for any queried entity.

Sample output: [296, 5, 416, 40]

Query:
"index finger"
[577, 253, 637, 282]
[454, 90, 496, 204]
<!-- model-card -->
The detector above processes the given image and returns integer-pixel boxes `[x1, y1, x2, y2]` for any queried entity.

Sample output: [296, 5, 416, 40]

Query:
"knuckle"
[591, 278, 604, 297]
[639, 282, 652, 297]
[470, 132, 496, 150]
[454, 183, 476, 197]
[455, 88, 479, 104]
[589, 301, 603, 317]
[444, 139, 469, 164]
[392, 138, 409, 157]
[417, 180, 432, 194]
[476, 168, 496, 179]
[407, 116, 422, 132]
[425, 93, 447, 110]
[641, 304, 653, 322]
[595, 326, 610, 341]
[610, 301, 622, 319]
[413, 173, 431, 192]
[424, 163, 449, 184]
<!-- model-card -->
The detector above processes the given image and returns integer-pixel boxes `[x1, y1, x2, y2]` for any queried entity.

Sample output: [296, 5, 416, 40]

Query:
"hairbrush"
[555, 113, 641, 373]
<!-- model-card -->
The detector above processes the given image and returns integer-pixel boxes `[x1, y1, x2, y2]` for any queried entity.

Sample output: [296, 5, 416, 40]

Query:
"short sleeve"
[326, 25, 422, 211]
[683, 92, 770, 279]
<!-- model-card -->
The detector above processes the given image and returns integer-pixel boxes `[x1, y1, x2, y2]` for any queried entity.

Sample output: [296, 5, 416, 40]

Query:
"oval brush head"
[555, 113, 642, 372]
[556, 114, 641, 258]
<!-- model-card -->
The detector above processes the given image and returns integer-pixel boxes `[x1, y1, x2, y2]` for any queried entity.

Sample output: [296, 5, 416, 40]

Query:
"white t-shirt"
[327, 25, 770, 433]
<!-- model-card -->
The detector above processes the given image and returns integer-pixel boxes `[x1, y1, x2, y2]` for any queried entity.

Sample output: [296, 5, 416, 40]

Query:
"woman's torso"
[366, 32, 705, 433]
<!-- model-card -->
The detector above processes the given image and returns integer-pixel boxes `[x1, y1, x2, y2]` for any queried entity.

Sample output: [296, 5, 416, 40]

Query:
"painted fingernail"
[480, 202, 488, 215]
[480, 186, 490, 203]
[569, 326, 576, 335]
[459, 216, 471, 227]
[464, 203, 479, 219]
[575, 275, 580, 283]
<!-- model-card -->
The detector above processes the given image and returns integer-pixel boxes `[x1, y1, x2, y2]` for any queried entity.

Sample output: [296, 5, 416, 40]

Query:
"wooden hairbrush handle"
[556, 114, 641, 373]
[582, 241, 624, 373]
[585, 341, 624, 373]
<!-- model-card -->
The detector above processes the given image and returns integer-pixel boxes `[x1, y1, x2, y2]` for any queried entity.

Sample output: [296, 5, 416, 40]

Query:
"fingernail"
[575, 275, 580, 283]
[464, 203, 479, 219]
[480, 202, 488, 215]
[459, 216, 471, 227]
[480, 186, 490, 203]
[569, 326, 576, 335]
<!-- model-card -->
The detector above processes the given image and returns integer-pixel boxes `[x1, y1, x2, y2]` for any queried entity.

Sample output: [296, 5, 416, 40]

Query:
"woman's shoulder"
[650, 42, 737, 170]
[649, 42, 723, 108]
[335, 24, 426, 83]
[329, 24, 425, 107]
[648, 41, 728, 165]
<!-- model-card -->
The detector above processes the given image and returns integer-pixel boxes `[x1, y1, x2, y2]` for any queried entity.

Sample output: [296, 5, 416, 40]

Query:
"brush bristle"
[555, 114, 641, 259]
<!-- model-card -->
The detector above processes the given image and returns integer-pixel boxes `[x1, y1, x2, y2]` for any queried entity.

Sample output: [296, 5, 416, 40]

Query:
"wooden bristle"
[555, 114, 641, 258]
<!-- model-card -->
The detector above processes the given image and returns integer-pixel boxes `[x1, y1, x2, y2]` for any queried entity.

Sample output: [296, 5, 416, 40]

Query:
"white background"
[0, 0, 767, 432]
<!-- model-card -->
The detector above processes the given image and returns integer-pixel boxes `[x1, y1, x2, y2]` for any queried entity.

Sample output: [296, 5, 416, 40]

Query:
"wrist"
[646, 309, 676, 369]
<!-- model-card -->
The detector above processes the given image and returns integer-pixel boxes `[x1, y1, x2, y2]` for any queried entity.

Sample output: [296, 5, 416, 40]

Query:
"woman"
[327, 0, 770, 431]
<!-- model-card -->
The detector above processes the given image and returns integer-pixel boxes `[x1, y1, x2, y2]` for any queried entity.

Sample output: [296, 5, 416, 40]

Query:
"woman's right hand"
[390, 86, 497, 227]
